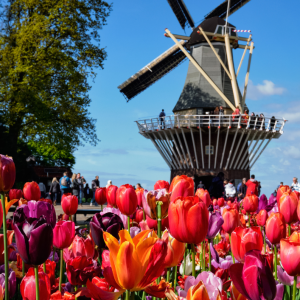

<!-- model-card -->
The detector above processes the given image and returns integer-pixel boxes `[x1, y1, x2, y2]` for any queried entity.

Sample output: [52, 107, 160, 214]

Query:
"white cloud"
[247, 80, 285, 100]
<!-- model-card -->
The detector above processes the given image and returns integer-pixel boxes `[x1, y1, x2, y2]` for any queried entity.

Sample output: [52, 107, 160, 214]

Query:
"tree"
[0, 0, 112, 177]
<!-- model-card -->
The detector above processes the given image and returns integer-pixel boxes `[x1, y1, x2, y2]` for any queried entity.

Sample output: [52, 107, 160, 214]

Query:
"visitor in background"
[71, 174, 77, 196]
[238, 178, 247, 201]
[39, 181, 46, 198]
[257, 181, 261, 196]
[197, 181, 205, 190]
[76, 173, 85, 207]
[84, 183, 90, 200]
[159, 109, 166, 129]
[219, 106, 224, 115]
[246, 174, 259, 196]
[136, 183, 142, 189]
[242, 110, 249, 127]
[276, 182, 283, 191]
[225, 179, 236, 202]
[249, 112, 255, 129]
[209, 172, 224, 199]
[60, 172, 71, 194]
[270, 116, 276, 130]
[291, 177, 300, 193]
[259, 113, 265, 130]
[91, 176, 100, 206]
[232, 106, 240, 123]
[49, 178, 60, 206]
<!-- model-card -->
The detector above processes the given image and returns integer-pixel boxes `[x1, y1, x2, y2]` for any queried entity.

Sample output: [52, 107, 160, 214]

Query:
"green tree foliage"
[0, 0, 112, 175]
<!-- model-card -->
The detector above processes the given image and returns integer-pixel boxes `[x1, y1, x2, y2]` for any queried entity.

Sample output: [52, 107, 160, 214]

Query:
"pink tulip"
[53, 221, 75, 249]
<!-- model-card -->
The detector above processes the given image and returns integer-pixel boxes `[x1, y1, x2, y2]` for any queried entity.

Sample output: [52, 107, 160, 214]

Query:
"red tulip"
[168, 196, 209, 244]
[146, 215, 169, 231]
[71, 235, 94, 259]
[95, 188, 107, 205]
[61, 193, 78, 216]
[0, 155, 16, 192]
[154, 180, 170, 192]
[169, 175, 194, 202]
[53, 221, 75, 249]
[280, 231, 300, 276]
[106, 185, 118, 208]
[231, 227, 263, 262]
[221, 208, 239, 234]
[9, 189, 23, 200]
[23, 181, 41, 201]
[218, 198, 225, 207]
[20, 268, 51, 300]
[195, 188, 211, 207]
[213, 199, 217, 206]
[116, 184, 137, 216]
[38, 259, 56, 286]
[265, 212, 286, 245]
[243, 195, 258, 213]
[135, 187, 144, 207]
[279, 192, 298, 224]
[277, 185, 290, 203]
[135, 208, 144, 223]
[256, 209, 268, 226]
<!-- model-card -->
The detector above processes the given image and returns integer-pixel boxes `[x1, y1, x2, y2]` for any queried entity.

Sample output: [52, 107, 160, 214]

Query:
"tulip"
[195, 189, 211, 208]
[231, 227, 263, 262]
[169, 196, 209, 244]
[13, 213, 53, 265]
[256, 209, 268, 226]
[154, 180, 170, 192]
[212, 199, 217, 206]
[277, 185, 290, 203]
[101, 207, 128, 229]
[162, 230, 185, 268]
[53, 221, 75, 249]
[71, 234, 95, 259]
[145, 279, 170, 298]
[145, 215, 169, 231]
[61, 193, 78, 216]
[279, 192, 298, 225]
[229, 250, 276, 300]
[66, 256, 102, 286]
[135, 208, 144, 223]
[38, 259, 56, 286]
[266, 212, 286, 244]
[0, 265, 16, 299]
[23, 181, 41, 201]
[0, 155, 16, 192]
[230, 282, 247, 300]
[90, 212, 124, 249]
[116, 184, 138, 216]
[169, 175, 194, 202]
[106, 185, 118, 208]
[243, 194, 258, 213]
[9, 189, 23, 201]
[277, 265, 300, 286]
[20, 267, 51, 300]
[221, 208, 239, 234]
[103, 229, 167, 291]
[179, 254, 200, 276]
[207, 211, 224, 240]
[135, 187, 144, 207]
[142, 189, 170, 220]
[95, 187, 107, 206]
[218, 198, 225, 207]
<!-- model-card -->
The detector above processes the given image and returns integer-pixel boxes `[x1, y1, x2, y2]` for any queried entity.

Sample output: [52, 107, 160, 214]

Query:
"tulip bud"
[135, 187, 144, 207]
[23, 182, 41, 201]
[116, 184, 138, 216]
[53, 221, 75, 249]
[213, 199, 217, 206]
[218, 198, 225, 207]
[169, 175, 194, 202]
[195, 188, 211, 207]
[256, 209, 268, 226]
[61, 193, 78, 216]
[95, 187, 107, 205]
[106, 185, 118, 207]
[222, 208, 239, 234]
[265, 212, 286, 245]
[154, 180, 170, 192]
[279, 192, 298, 224]
[9, 189, 23, 201]
[0, 155, 16, 192]
[243, 195, 258, 213]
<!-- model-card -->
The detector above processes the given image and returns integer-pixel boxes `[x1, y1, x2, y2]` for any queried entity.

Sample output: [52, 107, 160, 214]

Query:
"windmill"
[118, 0, 286, 188]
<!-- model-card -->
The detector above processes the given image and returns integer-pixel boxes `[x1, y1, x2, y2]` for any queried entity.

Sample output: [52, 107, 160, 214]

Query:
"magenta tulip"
[53, 221, 75, 249]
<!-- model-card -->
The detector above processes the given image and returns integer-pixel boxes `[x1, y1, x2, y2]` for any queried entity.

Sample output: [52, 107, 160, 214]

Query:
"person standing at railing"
[291, 177, 300, 193]
[219, 106, 224, 125]
[232, 106, 240, 123]
[248, 112, 255, 129]
[259, 113, 265, 130]
[242, 110, 249, 128]
[159, 109, 166, 129]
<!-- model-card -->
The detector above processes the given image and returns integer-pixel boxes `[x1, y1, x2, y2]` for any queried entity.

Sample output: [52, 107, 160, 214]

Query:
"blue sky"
[73, 0, 300, 197]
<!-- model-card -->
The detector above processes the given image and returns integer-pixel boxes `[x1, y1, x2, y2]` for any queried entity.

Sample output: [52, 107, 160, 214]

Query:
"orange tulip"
[243, 195, 258, 213]
[145, 279, 170, 298]
[265, 212, 286, 245]
[0, 230, 14, 264]
[230, 282, 247, 300]
[162, 230, 185, 268]
[103, 229, 167, 291]
[195, 189, 211, 208]
[256, 209, 268, 226]
[279, 192, 298, 224]
[187, 281, 213, 300]
[135, 187, 144, 207]
[277, 185, 290, 203]
[169, 175, 194, 202]
[221, 208, 239, 234]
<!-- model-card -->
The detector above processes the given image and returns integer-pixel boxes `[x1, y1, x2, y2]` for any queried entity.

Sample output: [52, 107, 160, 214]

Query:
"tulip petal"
[103, 266, 122, 290]
[5, 198, 18, 215]
[119, 229, 134, 245]
[229, 264, 250, 300]
[132, 230, 152, 247]
[242, 265, 260, 300]
[86, 279, 124, 300]
[13, 224, 30, 264]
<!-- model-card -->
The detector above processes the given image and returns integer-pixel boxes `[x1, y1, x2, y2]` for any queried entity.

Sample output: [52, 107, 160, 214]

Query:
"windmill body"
[118, 0, 286, 188]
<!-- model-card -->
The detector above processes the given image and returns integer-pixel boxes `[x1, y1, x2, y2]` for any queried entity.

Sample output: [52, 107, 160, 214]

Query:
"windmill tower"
[118, 0, 286, 188]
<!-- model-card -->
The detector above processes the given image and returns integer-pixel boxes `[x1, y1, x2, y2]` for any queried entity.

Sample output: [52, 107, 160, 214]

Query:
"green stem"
[22, 261, 25, 277]
[43, 262, 46, 272]
[166, 268, 170, 282]
[157, 203, 162, 238]
[34, 265, 40, 300]
[293, 276, 297, 300]
[192, 243, 195, 277]
[127, 216, 130, 232]
[229, 234, 235, 264]
[201, 242, 204, 271]
[174, 265, 177, 289]
[143, 209, 146, 221]
[203, 241, 206, 271]
[262, 227, 266, 254]
[183, 243, 187, 276]
[126, 290, 129, 300]
[69, 215, 71, 221]
[274, 245, 277, 280]
[1, 192, 8, 300]
[75, 285, 78, 300]
[142, 291, 146, 300]
[101, 204, 103, 210]
[288, 224, 291, 237]
[59, 249, 63, 292]
[208, 240, 211, 271]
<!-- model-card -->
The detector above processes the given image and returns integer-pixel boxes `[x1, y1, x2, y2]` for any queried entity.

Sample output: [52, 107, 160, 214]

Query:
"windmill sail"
[118, 41, 187, 101]
[166, 0, 195, 30]
[205, 0, 251, 19]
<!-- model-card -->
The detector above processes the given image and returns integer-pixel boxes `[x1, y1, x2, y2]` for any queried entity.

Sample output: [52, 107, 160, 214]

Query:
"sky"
[73, 0, 300, 197]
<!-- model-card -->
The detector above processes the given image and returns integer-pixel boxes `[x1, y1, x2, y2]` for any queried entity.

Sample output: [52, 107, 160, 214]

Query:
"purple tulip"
[0, 266, 16, 299]
[206, 211, 224, 240]
[277, 265, 300, 286]
[90, 212, 124, 249]
[26, 201, 56, 228]
[229, 249, 276, 300]
[13, 210, 53, 265]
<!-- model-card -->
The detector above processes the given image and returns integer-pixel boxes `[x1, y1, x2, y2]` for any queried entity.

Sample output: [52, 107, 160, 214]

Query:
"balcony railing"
[135, 114, 286, 134]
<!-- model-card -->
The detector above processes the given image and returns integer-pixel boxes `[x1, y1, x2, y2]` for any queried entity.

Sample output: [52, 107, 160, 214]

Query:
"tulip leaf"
[284, 285, 291, 300]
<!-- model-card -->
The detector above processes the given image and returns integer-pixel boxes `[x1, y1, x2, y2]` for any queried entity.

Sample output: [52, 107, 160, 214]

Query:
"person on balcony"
[291, 177, 300, 193]
[242, 110, 249, 128]
[232, 106, 240, 124]
[159, 109, 166, 129]
[248, 112, 255, 129]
